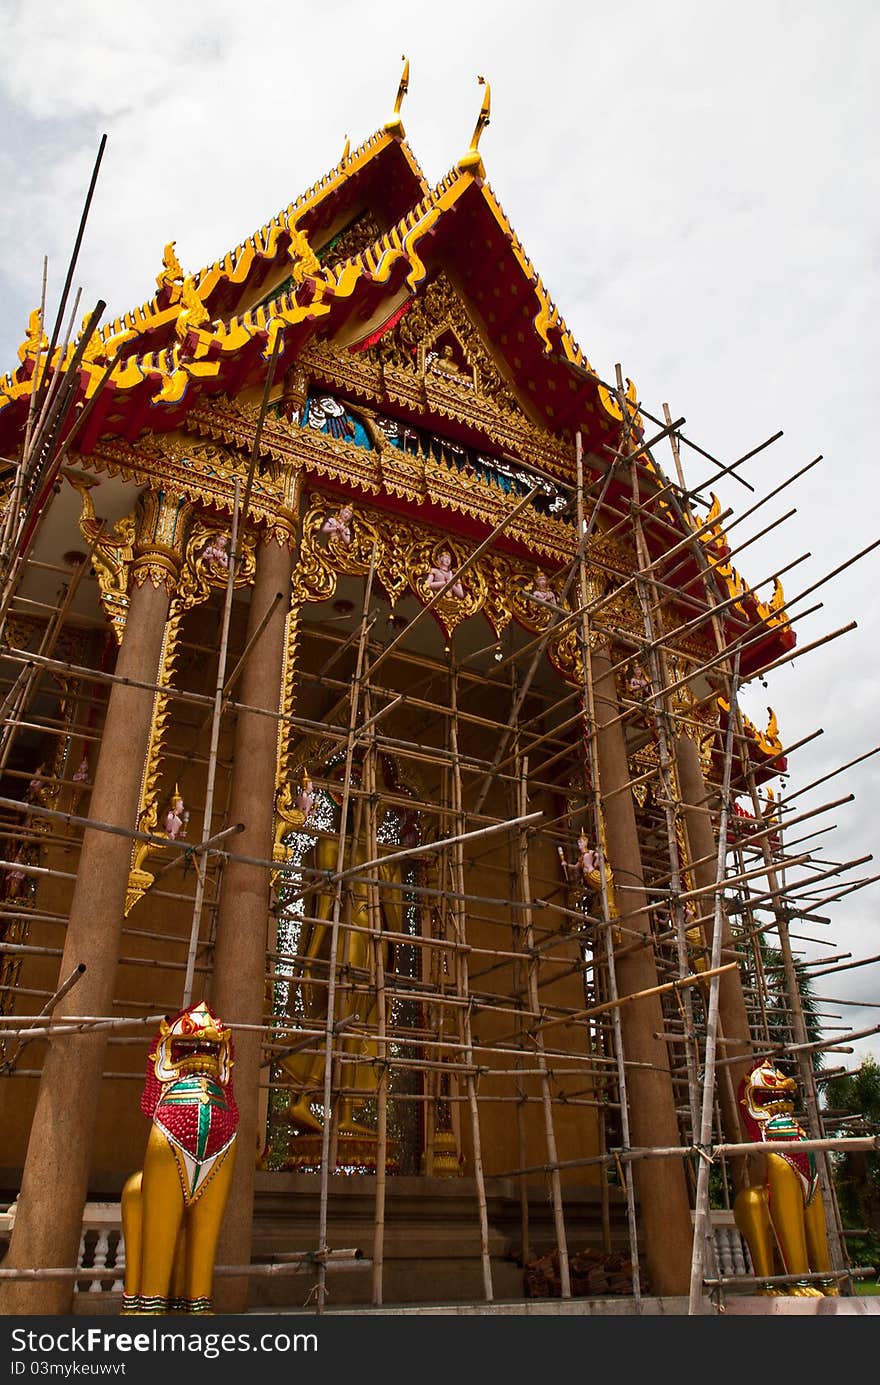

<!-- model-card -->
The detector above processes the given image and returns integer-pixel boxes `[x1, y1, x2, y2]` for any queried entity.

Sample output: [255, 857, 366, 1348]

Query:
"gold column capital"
[131, 488, 194, 590]
[260, 466, 300, 549]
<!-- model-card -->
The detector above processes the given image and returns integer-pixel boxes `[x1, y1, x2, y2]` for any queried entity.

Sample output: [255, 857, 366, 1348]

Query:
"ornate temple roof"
[0, 74, 625, 458]
[0, 68, 794, 695]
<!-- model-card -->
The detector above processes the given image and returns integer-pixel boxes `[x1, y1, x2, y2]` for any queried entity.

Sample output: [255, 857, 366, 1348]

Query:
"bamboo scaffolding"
[363, 678, 389, 1306]
[448, 664, 494, 1300]
[574, 434, 642, 1303]
[182, 476, 241, 1006]
[688, 653, 740, 1313]
[664, 459, 851, 1283]
[2, 318, 875, 1320]
[627, 434, 702, 1150]
[515, 753, 570, 1296]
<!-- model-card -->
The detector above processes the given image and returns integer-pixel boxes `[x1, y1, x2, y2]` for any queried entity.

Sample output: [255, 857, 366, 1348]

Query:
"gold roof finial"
[17, 306, 48, 366]
[157, 240, 184, 293]
[384, 55, 409, 136]
[340, 133, 350, 165]
[459, 75, 491, 176]
[79, 311, 103, 364]
[175, 277, 210, 340]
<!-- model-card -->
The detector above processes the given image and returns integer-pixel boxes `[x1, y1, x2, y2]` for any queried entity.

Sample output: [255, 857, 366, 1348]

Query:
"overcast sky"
[1, 1, 878, 1065]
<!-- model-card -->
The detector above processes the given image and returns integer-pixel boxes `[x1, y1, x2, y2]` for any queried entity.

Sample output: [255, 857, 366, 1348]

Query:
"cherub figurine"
[5, 862, 27, 898]
[527, 572, 555, 606]
[26, 764, 46, 804]
[426, 550, 465, 599]
[201, 531, 230, 574]
[626, 662, 650, 699]
[163, 788, 189, 841]
[321, 504, 354, 547]
[67, 754, 91, 827]
[294, 772, 315, 822]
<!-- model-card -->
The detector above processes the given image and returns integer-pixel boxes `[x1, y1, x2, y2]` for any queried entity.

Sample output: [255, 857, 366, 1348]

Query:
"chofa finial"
[384, 55, 410, 136]
[458, 75, 491, 176]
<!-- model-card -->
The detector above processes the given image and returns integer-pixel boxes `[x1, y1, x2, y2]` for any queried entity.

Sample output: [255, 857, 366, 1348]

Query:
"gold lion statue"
[121, 1002, 238, 1314]
[733, 1059, 837, 1296]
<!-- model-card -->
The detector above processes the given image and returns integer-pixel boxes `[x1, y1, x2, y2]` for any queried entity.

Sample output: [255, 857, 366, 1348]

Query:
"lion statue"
[121, 1001, 239, 1314]
[733, 1058, 837, 1296]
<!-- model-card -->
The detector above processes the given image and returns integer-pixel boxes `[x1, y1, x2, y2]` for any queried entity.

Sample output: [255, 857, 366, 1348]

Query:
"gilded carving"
[16, 307, 48, 368]
[156, 241, 184, 296]
[371, 271, 517, 410]
[125, 514, 256, 914]
[318, 212, 382, 272]
[65, 471, 136, 644]
[413, 538, 488, 641]
[178, 517, 257, 604]
[271, 493, 587, 865]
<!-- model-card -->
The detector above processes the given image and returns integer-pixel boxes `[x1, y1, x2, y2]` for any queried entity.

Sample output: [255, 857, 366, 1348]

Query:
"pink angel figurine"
[426, 550, 465, 599]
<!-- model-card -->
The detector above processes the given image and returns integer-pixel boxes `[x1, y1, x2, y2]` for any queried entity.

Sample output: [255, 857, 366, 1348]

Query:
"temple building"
[0, 67, 854, 1314]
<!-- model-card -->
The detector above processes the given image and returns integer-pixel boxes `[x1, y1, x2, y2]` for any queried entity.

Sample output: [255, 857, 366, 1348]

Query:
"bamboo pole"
[627, 436, 702, 1148]
[688, 652, 739, 1313]
[315, 545, 378, 1314]
[182, 477, 241, 1006]
[368, 485, 541, 681]
[449, 665, 494, 1301]
[664, 448, 851, 1282]
[515, 754, 570, 1296]
[574, 434, 642, 1303]
[363, 677, 389, 1306]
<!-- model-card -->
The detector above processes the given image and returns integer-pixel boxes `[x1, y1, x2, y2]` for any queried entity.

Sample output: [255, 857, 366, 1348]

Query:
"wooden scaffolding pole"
[449, 665, 494, 1301]
[363, 674, 390, 1306]
[515, 753, 571, 1297]
[687, 653, 739, 1312]
[314, 546, 378, 1313]
[574, 436, 642, 1303]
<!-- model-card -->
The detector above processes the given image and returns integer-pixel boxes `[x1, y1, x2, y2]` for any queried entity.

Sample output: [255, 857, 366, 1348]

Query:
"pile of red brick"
[524, 1248, 643, 1297]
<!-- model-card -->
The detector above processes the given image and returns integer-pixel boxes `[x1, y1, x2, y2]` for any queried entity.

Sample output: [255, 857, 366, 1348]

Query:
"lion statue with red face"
[120, 1001, 239, 1314]
[733, 1059, 837, 1296]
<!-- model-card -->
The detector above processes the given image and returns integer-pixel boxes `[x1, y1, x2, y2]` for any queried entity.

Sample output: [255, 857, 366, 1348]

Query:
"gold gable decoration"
[66, 472, 136, 644]
[319, 211, 383, 273]
[271, 491, 592, 872]
[368, 271, 520, 413]
[125, 518, 258, 916]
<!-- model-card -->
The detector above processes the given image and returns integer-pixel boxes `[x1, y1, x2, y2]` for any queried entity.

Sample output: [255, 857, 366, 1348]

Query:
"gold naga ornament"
[121, 1002, 238, 1315]
[733, 1059, 837, 1296]
[457, 75, 491, 177]
[383, 54, 410, 138]
[156, 240, 184, 296]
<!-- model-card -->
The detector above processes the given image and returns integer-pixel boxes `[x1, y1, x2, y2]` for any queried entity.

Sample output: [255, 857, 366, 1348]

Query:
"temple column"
[210, 524, 294, 1313]
[674, 730, 754, 1183]
[591, 646, 693, 1296]
[0, 490, 191, 1315]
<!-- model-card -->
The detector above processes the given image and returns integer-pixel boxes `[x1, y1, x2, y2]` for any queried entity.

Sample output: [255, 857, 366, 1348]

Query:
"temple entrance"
[268, 747, 424, 1174]
[263, 565, 604, 1197]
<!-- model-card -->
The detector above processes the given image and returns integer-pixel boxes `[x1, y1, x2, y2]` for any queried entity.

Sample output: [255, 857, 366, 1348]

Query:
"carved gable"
[368, 271, 520, 414]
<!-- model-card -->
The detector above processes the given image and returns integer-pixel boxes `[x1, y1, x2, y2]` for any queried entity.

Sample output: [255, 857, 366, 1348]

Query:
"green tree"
[738, 935, 824, 1069]
[824, 1057, 880, 1271]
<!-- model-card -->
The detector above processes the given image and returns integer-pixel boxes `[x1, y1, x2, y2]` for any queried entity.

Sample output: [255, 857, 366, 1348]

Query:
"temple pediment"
[0, 116, 620, 459]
